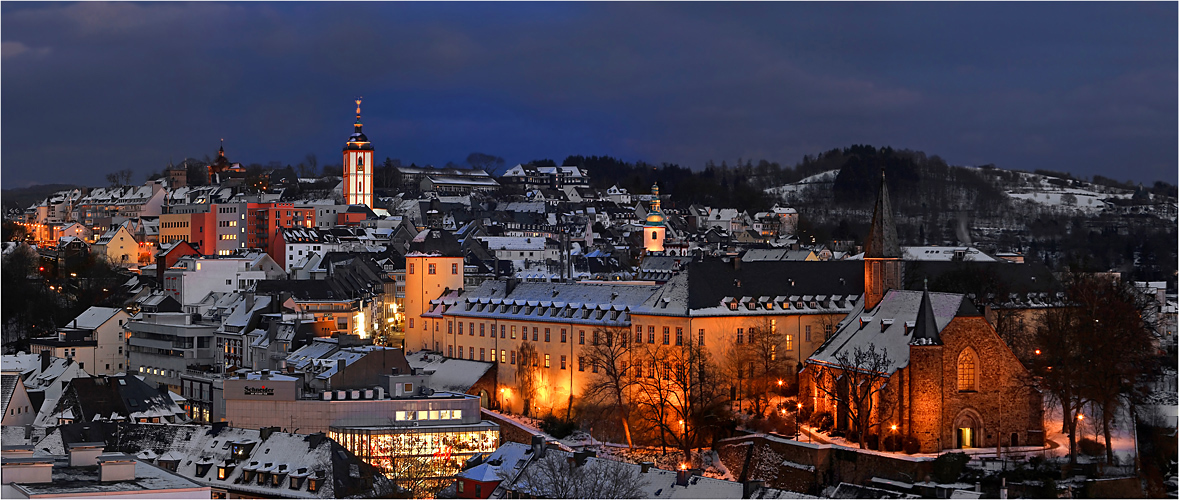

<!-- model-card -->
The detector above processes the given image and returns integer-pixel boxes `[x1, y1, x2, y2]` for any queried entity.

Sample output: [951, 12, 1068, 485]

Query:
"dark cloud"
[2, 2, 1175, 188]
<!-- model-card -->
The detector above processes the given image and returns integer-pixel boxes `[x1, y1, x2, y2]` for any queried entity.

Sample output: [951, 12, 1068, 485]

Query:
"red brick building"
[804, 174, 1043, 453]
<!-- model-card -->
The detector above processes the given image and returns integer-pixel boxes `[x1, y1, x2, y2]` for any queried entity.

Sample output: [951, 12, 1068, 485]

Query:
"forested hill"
[557, 146, 1010, 215]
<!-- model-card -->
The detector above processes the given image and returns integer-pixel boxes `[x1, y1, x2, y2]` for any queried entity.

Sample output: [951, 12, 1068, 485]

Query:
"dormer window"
[727, 302, 738, 311]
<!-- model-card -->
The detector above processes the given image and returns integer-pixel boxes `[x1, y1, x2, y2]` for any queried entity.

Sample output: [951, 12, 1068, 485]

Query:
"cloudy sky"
[2, 2, 1175, 188]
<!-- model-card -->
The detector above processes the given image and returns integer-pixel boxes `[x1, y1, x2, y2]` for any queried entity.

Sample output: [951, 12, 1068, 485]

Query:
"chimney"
[98, 454, 136, 482]
[40, 350, 51, 372]
[530, 435, 546, 458]
[639, 462, 654, 473]
[156, 253, 166, 290]
[676, 468, 692, 486]
[572, 450, 595, 467]
[743, 479, 765, 499]
[67, 443, 105, 467]
[733, 256, 741, 271]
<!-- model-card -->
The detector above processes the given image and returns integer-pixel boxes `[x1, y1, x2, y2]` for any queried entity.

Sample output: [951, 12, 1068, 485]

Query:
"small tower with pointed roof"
[643, 183, 665, 254]
[863, 170, 903, 310]
[342, 97, 375, 208]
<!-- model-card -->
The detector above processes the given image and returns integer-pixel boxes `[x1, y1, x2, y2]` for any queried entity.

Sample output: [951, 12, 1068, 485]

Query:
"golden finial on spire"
[355, 97, 362, 118]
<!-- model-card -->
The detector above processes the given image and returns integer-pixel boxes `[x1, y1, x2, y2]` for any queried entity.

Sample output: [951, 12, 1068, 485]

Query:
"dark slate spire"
[910, 286, 942, 346]
[864, 169, 901, 258]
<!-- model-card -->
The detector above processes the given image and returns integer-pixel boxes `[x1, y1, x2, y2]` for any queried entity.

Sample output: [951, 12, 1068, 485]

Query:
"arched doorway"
[479, 389, 490, 408]
[953, 409, 983, 449]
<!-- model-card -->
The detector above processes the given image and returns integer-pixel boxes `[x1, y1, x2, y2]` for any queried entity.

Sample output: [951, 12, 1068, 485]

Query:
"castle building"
[342, 98, 374, 208]
[206, 141, 244, 186]
[643, 184, 665, 254]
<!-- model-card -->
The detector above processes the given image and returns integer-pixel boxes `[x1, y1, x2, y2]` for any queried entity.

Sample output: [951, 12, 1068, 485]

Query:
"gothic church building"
[804, 174, 1044, 453]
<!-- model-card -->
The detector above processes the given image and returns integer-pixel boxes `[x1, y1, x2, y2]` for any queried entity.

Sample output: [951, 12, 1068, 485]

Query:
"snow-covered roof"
[807, 290, 971, 375]
[901, 246, 998, 262]
[428, 281, 659, 328]
[407, 352, 492, 393]
[69, 306, 123, 330]
[477, 236, 547, 251]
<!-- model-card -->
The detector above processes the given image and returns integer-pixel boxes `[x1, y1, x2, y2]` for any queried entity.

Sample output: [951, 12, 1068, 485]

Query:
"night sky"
[3, 2, 1175, 188]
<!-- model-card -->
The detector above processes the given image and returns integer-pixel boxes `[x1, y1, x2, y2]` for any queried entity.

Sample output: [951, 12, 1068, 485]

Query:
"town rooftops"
[5, 457, 207, 498]
[38, 422, 396, 499]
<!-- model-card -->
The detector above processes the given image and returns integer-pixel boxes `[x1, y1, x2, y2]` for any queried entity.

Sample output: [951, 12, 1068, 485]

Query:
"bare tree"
[516, 341, 539, 416]
[118, 168, 134, 186]
[466, 152, 505, 174]
[1045, 274, 1160, 464]
[581, 325, 637, 447]
[745, 317, 789, 416]
[632, 342, 725, 461]
[1032, 304, 1088, 467]
[811, 343, 893, 449]
[105, 172, 120, 187]
[304, 153, 318, 177]
[506, 452, 648, 499]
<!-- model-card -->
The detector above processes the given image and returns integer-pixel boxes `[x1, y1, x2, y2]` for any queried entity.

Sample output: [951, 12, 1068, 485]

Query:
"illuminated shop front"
[329, 422, 499, 488]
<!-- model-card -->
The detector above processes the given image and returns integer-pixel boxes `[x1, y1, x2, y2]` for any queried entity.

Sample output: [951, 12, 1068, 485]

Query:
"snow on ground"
[1040, 402, 1139, 465]
[765, 170, 840, 197]
[1006, 186, 1116, 212]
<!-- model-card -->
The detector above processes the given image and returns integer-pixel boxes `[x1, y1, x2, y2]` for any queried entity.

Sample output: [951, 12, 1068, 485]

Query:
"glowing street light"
[1034, 349, 1042, 355]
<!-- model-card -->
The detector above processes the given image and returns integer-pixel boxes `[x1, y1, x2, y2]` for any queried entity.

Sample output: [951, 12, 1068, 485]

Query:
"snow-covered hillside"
[765, 169, 839, 200]
[766, 165, 1175, 220]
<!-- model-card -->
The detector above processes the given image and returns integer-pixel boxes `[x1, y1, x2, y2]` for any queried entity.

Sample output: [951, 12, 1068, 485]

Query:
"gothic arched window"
[957, 348, 978, 392]
[651, 230, 657, 240]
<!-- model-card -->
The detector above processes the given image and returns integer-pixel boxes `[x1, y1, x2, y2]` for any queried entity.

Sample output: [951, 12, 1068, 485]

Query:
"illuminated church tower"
[342, 98, 374, 208]
[643, 183, 665, 254]
[864, 170, 903, 310]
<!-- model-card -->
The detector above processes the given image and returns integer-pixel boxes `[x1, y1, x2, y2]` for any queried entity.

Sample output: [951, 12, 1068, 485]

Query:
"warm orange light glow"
[679, 463, 687, 470]
[890, 424, 898, 432]
[777, 379, 783, 386]
[1034, 349, 1042, 355]
[1076, 413, 1084, 421]
[797, 403, 803, 410]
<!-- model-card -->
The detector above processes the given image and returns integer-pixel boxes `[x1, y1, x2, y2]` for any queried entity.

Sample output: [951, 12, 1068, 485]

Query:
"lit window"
[958, 349, 978, 392]
[428, 264, 436, 275]
[736, 328, 744, 344]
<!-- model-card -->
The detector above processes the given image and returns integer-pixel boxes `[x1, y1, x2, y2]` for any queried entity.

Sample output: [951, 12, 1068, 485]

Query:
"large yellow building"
[409, 255, 864, 416]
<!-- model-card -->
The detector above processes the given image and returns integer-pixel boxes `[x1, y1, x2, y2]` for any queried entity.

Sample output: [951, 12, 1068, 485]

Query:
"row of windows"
[219, 234, 237, 240]
[393, 409, 463, 421]
[218, 220, 238, 227]
[161, 221, 190, 229]
[408, 263, 460, 275]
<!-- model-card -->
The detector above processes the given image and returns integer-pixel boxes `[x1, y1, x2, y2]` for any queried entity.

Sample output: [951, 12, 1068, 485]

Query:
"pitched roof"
[808, 290, 969, 375]
[683, 259, 864, 311]
[1, 374, 18, 417]
[70, 307, 123, 330]
[909, 289, 941, 346]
